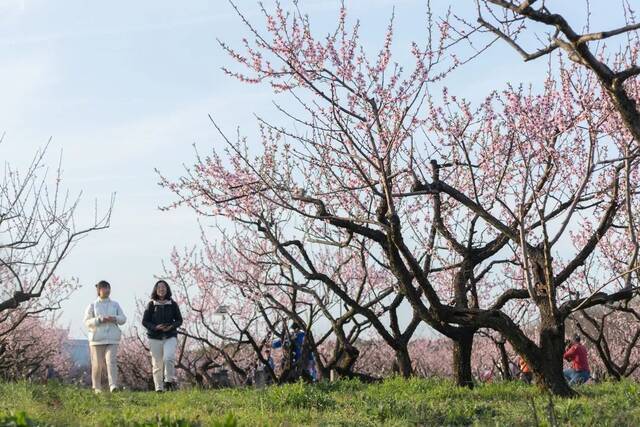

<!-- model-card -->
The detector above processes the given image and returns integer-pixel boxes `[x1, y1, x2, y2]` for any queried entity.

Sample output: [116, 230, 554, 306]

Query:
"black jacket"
[142, 299, 183, 340]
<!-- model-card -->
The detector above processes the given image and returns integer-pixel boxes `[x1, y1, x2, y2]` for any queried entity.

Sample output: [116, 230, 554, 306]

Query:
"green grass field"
[1, 378, 639, 426]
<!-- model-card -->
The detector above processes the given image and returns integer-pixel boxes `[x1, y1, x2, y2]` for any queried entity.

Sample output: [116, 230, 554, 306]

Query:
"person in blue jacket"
[272, 322, 317, 380]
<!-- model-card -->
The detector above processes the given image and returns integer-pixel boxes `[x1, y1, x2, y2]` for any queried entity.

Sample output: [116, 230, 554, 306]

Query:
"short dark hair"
[96, 280, 111, 289]
[151, 280, 172, 301]
[290, 322, 300, 330]
[95, 280, 111, 295]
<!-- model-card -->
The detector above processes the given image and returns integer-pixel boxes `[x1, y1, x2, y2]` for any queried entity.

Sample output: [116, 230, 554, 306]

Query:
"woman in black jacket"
[142, 280, 183, 392]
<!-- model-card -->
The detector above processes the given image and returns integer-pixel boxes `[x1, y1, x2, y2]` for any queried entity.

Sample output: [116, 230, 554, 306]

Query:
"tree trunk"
[324, 344, 360, 380]
[394, 346, 413, 378]
[337, 346, 359, 372]
[591, 341, 622, 381]
[489, 306, 576, 396]
[453, 331, 474, 388]
[534, 359, 575, 397]
[602, 363, 622, 381]
[535, 315, 576, 397]
[497, 338, 513, 381]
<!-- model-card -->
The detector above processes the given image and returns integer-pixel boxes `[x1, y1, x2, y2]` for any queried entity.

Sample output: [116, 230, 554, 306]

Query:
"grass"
[0, 378, 639, 426]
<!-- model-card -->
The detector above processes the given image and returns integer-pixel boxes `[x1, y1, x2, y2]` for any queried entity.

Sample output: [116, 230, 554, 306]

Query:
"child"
[83, 280, 127, 393]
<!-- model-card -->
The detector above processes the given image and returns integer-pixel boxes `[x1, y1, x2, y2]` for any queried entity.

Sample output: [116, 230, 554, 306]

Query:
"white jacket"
[84, 298, 127, 345]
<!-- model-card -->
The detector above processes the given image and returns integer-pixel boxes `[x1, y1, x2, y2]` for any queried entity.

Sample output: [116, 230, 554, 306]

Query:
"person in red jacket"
[563, 334, 590, 385]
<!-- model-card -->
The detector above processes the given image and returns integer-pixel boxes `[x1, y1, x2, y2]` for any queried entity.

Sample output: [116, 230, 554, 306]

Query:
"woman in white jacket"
[83, 280, 127, 393]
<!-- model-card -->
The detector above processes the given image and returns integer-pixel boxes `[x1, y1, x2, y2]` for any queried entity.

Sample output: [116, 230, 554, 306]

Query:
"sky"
[0, 0, 623, 338]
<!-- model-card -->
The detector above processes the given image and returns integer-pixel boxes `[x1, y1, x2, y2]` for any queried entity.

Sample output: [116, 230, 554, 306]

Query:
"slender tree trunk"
[394, 346, 413, 378]
[497, 338, 513, 381]
[452, 330, 474, 388]
[591, 341, 622, 381]
[602, 362, 622, 381]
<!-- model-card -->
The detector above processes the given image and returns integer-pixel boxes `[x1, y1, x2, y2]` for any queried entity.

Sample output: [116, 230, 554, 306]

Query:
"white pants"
[90, 344, 118, 392]
[149, 337, 177, 390]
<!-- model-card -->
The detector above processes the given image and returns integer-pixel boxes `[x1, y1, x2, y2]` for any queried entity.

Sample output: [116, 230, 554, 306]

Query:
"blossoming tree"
[0, 142, 112, 331]
[162, 1, 640, 395]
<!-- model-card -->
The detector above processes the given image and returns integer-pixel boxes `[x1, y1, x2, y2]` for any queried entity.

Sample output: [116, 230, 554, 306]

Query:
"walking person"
[563, 334, 591, 385]
[84, 280, 127, 393]
[142, 280, 183, 392]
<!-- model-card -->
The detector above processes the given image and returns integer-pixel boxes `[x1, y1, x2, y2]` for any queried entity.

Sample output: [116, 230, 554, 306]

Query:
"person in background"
[517, 355, 532, 384]
[272, 322, 317, 381]
[563, 334, 591, 385]
[83, 280, 127, 393]
[142, 280, 183, 392]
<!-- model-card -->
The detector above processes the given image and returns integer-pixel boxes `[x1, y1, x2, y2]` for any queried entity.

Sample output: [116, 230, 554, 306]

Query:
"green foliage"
[0, 379, 639, 426]
[265, 380, 335, 410]
[0, 411, 40, 427]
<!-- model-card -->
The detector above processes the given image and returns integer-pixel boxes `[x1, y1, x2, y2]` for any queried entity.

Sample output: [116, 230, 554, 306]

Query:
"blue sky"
[0, 0, 622, 337]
